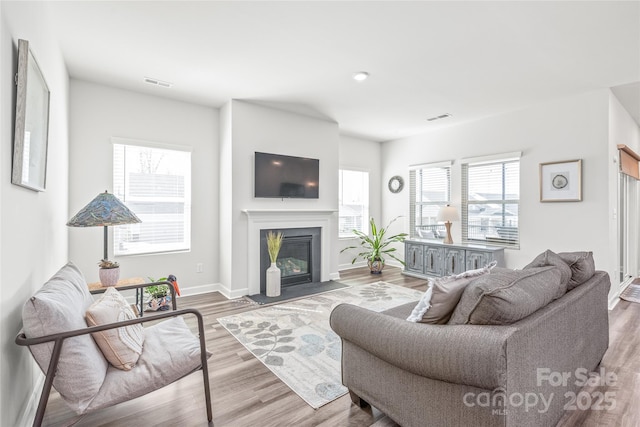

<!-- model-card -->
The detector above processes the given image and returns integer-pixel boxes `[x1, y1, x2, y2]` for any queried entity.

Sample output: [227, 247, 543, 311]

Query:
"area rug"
[217, 282, 422, 408]
[619, 278, 640, 303]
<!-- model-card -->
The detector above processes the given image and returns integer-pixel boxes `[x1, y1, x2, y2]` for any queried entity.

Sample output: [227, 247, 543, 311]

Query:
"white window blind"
[409, 163, 451, 238]
[113, 142, 191, 256]
[461, 157, 520, 247]
[339, 169, 369, 237]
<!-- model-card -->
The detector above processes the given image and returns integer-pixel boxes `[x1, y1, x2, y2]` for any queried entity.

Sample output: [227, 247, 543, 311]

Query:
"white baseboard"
[330, 272, 341, 281]
[338, 261, 368, 270]
[609, 276, 635, 310]
[18, 372, 44, 427]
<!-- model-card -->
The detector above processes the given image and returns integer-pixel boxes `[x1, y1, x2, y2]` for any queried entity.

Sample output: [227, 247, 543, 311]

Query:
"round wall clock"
[388, 176, 404, 193]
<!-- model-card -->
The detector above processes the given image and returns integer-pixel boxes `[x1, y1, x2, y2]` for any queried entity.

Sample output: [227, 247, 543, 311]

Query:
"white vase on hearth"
[266, 262, 281, 297]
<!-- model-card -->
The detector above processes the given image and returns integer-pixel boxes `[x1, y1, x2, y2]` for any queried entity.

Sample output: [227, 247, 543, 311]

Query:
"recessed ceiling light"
[144, 76, 173, 88]
[352, 71, 369, 82]
[426, 113, 452, 122]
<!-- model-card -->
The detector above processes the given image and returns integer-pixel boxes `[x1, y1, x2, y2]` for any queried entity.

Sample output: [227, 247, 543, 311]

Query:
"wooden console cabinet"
[403, 239, 505, 279]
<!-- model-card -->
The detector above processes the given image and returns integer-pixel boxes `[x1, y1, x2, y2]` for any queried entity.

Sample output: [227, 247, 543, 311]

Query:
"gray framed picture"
[540, 159, 582, 202]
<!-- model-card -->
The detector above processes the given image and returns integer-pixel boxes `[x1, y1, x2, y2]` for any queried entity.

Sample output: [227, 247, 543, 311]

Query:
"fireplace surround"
[242, 209, 338, 296]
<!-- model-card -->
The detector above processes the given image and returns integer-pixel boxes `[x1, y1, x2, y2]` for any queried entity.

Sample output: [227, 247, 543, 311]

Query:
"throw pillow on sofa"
[523, 249, 571, 298]
[86, 287, 145, 370]
[407, 261, 497, 324]
[558, 251, 596, 290]
[448, 266, 562, 325]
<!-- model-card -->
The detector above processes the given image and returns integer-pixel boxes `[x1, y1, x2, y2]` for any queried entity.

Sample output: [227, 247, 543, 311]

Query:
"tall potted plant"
[266, 231, 284, 296]
[341, 216, 407, 274]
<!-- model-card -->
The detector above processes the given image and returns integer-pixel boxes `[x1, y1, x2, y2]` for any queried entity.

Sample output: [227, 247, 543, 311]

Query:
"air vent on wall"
[144, 76, 173, 88]
[427, 113, 452, 122]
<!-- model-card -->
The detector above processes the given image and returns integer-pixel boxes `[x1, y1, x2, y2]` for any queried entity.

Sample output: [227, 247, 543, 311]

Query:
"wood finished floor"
[40, 267, 640, 427]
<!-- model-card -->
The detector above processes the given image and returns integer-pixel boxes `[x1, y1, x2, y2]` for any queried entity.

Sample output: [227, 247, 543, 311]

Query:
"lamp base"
[443, 221, 453, 244]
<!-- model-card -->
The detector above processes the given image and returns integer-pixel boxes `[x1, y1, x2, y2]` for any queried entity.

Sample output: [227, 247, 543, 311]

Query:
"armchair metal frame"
[16, 281, 212, 427]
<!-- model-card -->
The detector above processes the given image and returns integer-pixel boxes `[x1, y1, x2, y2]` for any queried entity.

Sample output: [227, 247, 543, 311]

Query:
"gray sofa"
[330, 269, 610, 427]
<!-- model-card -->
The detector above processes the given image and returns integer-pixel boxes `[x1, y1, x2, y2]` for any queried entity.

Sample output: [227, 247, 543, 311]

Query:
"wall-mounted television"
[254, 152, 319, 199]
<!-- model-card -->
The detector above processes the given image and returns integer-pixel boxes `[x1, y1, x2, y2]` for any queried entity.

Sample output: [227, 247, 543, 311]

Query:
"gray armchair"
[15, 262, 213, 427]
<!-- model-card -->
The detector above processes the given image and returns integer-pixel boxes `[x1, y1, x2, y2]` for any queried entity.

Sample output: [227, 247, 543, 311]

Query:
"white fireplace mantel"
[242, 209, 338, 295]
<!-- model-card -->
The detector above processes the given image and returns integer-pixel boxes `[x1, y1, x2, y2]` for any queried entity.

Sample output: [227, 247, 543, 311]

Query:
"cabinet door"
[424, 247, 445, 276]
[466, 250, 492, 270]
[405, 243, 424, 273]
[444, 248, 465, 275]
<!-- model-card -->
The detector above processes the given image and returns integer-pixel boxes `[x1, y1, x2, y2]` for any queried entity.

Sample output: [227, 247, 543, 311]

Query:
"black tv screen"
[254, 152, 319, 199]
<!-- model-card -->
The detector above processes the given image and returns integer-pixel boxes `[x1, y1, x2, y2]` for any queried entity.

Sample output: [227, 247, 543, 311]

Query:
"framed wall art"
[12, 39, 50, 192]
[539, 159, 582, 202]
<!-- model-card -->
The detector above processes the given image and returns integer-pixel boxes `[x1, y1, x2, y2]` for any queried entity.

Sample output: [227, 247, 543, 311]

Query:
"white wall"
[381, 90, 612, 279]
[0, 2, 70, 426]
[220, 100, 340, 296]
[338, 135, 383, 269]
[69, 80, 219, 294]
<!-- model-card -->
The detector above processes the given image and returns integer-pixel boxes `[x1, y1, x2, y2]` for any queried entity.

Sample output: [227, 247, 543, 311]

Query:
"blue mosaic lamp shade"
[67, 191, 141, 227]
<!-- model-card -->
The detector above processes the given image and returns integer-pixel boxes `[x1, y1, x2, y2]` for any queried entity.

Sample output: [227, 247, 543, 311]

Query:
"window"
[339, 169, 369, 237]
[409, 162, 451, 238]
[113, 140, 191, 255]
[462, 154, 520, 247]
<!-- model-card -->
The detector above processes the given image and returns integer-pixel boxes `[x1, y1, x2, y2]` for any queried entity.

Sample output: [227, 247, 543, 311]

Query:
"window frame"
[461, 152, 520, 248]
[112, 137, 192, 256]
[409, 161, 452, 239]
[338, 168, 370, 239]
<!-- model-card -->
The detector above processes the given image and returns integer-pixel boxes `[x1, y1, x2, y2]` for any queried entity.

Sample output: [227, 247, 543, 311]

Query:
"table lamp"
[437, 204, 460, 244]
[67, 191, 141, 281]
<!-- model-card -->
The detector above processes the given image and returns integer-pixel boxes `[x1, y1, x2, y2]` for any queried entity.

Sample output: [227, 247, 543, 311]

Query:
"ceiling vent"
[427, 113, 452, 122]
[144, 77, 173, 88]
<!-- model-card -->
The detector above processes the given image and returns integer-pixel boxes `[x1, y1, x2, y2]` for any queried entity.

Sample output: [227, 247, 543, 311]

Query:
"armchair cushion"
[86, 316, 211, 412]
[21, 262, 108, 414]
[86, 287, 145, 371]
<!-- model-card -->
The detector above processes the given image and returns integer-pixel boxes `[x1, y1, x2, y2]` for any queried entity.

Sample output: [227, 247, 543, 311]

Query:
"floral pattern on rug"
[217, 282, 422, 408]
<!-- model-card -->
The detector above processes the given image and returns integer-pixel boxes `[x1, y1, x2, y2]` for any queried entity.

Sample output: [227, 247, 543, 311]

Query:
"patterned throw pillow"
[86, 287, 145, 370]
[407, 261, 497, 324]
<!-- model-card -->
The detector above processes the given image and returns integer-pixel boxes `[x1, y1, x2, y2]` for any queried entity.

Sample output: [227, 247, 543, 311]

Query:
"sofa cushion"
[524, 249, 570, 298]
[22, 262, 108, 414]
[86, 287, 145, 370]
[559, 251, 596, 290]
[407, 261, 496, 324]
[448, 266, 562, 325]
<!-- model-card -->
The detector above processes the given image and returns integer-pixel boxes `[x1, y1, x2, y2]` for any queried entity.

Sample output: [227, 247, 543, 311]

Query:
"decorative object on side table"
[67, 190, 141, 286]
[145, 274, 181, 311]
[436, 204, 460, 244]
[266, 231, 284, 297]
[540, 159, 582, 202]
[341, 216, 407, 274]
[98, 259, 120, 287]
[12, 39, 50, 192]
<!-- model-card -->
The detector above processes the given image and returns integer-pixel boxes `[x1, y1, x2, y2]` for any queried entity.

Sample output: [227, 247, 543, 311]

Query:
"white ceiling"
[44, 1, 640, 142]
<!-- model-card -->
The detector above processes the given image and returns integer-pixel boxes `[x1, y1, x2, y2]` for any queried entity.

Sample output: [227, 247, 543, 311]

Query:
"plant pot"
[368, 258, 385, 274]
[266, 262, 281, 297]
[99, 267, 120, 287]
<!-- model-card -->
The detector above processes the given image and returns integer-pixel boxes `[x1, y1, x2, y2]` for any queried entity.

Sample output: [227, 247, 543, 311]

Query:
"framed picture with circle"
[540, 159, 582, 202]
